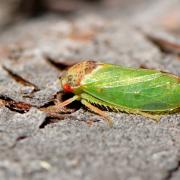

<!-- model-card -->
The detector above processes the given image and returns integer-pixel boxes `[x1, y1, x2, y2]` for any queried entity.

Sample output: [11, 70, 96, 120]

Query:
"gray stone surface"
[0, 0, 180, 180]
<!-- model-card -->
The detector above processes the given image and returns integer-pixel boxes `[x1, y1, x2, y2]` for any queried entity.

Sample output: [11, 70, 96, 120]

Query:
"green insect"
[46, 60, 180, 126]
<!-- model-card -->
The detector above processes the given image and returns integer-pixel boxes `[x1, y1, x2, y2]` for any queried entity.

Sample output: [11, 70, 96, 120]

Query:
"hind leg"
[81, 93, 161, 122]
[81, 99, 113, 127]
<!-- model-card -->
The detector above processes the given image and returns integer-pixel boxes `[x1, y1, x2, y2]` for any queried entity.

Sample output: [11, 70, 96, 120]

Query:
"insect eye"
[67, 75, 73, 81]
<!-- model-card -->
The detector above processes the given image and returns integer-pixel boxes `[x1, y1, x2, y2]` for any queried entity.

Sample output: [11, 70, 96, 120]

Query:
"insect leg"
[40, 95, 80, 113]
[81, 99, 113, 127]
[81, 93, 161, 121]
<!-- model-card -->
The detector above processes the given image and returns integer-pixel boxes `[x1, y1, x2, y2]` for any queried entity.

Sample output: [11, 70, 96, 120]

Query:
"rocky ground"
[0, 0, 180, 180]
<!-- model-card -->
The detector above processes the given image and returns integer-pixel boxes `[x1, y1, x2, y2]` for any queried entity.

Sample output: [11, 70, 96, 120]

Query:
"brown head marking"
[61, 60, 98, 93]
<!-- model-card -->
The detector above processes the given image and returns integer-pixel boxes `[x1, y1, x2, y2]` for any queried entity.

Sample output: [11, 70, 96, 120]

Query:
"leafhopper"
[47, 61, 180, 126]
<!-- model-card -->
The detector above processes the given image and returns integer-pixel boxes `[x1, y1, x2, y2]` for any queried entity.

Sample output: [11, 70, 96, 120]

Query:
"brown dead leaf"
[139, 64, 149, 69]
[6, 101, 32, 112]
[0, 95, 32, 112]
[0, 99, 6, 107]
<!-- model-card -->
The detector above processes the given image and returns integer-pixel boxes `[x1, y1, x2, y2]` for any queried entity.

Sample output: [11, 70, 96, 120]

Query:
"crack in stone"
[143, 32, 180, 56]
[2, 65, 40, 93]
[0, 95, 32, 113]
[39, 116, 62, 129]
[44, 55, 77, 71]
[164, 160, 180, 180]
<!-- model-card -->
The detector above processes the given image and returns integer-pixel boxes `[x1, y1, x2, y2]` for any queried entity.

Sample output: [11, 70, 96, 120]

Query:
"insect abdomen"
[82, 65, 180, 112]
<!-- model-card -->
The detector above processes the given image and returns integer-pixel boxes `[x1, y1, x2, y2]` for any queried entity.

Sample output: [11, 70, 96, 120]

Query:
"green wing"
[81, 64, 180, 111]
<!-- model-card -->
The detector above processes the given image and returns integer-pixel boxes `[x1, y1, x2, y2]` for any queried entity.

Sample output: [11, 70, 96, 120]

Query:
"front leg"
[40, 95, 80, 113]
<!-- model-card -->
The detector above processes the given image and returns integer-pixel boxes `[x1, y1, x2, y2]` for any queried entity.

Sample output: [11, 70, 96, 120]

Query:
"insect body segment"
[61, 61, 98, 93]
[82, 65, 180, 111]
[59, 60, 180, 126]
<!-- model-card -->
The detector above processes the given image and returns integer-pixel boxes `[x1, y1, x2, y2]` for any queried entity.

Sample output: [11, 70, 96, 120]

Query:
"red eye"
[63, 83, 74, 93]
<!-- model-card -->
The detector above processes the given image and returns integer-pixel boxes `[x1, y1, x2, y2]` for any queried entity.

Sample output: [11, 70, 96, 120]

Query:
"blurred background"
[0, 0, 180, 34]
